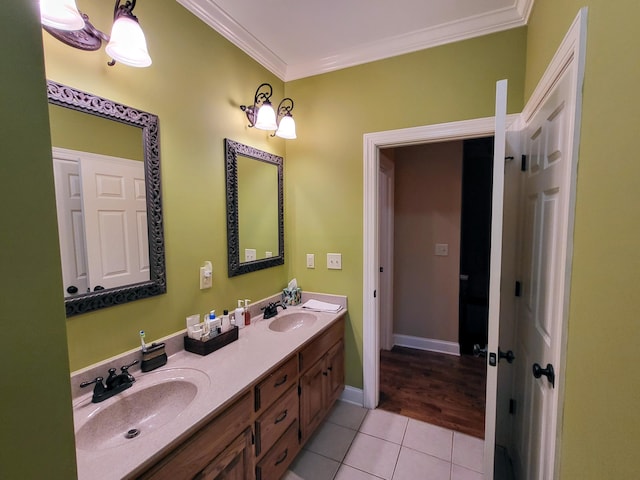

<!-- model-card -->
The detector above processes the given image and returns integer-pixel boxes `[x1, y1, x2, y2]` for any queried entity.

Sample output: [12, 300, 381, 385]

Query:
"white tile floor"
[283, 401, 484, 480]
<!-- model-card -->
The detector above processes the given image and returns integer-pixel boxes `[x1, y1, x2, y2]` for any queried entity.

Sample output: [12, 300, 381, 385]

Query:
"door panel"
[483, 78, 508, 478]
[514, 67, 575, 480]
[80, 155, 148, 290]
[53, 157, 89, 296]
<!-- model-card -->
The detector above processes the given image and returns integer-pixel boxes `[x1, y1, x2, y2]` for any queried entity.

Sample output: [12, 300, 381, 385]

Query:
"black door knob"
[499, 348, 515, 364]
[67, 285, 78, 294]
[473, 344, 487, 358]
[532, 363, 555, 388]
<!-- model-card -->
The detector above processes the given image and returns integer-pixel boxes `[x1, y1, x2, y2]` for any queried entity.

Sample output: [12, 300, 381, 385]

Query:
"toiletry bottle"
[208, 310, 217, 337]
[244, 299, 251, 325]
[221, 309, 230, 333]
[202, 311, 210, 339]
[235, 300, 245, 329]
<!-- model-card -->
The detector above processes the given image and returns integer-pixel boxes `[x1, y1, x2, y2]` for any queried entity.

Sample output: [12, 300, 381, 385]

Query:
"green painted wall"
[0, 1, 77, 479]
[284, 28, 527, 388]
[43, 0, 289, 370]
[49, 104, 144, 161]
[526, 2, 640, 478]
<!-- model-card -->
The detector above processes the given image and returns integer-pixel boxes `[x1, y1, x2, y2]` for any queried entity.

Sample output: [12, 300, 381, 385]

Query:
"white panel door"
[80, 156, 148, 291]
[52, 156, 89, 296]
[482, 78, 508, 478]
[513, 65, 575, 480]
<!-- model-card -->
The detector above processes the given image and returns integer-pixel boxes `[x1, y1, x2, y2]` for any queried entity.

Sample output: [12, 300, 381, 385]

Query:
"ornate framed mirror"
[47, 80, 166, 316]
[225, 139, 284, 277]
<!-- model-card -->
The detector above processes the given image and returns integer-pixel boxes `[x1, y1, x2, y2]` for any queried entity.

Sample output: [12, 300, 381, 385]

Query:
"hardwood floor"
[378, 346, 486, 439]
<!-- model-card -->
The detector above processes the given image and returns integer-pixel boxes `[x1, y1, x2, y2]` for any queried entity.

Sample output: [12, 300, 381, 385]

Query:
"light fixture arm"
[240, 83, 274, 127]
[113, 0, 138, 22]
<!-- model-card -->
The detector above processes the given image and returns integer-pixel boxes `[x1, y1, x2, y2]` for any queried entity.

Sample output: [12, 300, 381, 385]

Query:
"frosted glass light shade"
[105, 16, 152, 68]
[40, 0, 84, 30]
[254, 103, 277, 131]
[275, 115, 297, 139]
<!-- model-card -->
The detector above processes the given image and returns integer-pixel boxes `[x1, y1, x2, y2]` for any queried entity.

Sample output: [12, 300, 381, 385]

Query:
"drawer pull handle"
[275, 448, 289, 466]
[274, 375, 288, 387]
[274, 409, 288, 424]
[322, 371, 328, 376]
[327, 366, 333, 372]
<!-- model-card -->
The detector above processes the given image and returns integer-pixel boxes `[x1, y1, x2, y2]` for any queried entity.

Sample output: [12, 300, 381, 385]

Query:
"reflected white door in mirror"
[52, 147, 150, 297]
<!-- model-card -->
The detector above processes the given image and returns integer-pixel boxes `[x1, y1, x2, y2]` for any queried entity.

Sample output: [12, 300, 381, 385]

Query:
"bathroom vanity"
[70, 295, 347, 480]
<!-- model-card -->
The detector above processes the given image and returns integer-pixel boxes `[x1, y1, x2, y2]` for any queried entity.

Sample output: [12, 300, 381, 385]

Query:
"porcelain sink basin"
[268, 312, 317, 332]
[73, 368, 209, 451]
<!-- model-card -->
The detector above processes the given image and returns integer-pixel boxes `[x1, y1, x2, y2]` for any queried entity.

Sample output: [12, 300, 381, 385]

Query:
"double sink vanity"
[70, 294, 347, 480]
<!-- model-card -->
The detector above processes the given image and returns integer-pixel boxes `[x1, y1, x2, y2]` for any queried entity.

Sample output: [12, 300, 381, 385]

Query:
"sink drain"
[125, 428, 140, 439]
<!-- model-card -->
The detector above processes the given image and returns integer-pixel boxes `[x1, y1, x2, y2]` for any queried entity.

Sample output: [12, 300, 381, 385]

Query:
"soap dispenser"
[235, 300, 245, 329]
[244, 299, 251, 325]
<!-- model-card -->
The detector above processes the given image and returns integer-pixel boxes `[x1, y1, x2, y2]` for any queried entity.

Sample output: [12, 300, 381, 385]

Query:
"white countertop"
[71, 299, 346, 480]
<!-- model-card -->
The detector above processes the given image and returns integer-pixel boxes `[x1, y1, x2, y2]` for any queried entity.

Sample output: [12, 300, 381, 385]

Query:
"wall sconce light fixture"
[40, 0, 152, 68]
[240, 83, 297, 139]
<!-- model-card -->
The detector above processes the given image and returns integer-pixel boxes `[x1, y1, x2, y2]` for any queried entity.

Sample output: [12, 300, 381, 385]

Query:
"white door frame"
[363, 115, 518, 409]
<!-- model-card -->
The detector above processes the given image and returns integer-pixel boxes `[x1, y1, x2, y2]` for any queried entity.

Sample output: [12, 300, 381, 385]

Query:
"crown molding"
[177, 0, 533, 82]
[176, 0, 288, 80]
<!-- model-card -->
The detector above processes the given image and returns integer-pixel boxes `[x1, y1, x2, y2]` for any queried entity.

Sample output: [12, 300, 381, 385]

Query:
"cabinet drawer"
[255, 385, 298, 457]
[139, 392, 252, 479]
[299, 318, 344, 372]
[255, 421, 299, 480]
[255, 355, 297, 412]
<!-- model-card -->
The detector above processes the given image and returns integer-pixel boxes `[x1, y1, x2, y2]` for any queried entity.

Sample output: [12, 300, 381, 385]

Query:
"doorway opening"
[376, 137, 493, 439]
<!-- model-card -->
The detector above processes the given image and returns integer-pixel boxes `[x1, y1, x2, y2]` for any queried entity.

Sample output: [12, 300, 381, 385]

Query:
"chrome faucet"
[262, 301, 287, 320]
[80, 360, 138, 403]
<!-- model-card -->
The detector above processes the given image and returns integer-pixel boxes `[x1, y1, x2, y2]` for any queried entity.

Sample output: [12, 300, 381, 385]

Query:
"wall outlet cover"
[327, 253, 342, 270]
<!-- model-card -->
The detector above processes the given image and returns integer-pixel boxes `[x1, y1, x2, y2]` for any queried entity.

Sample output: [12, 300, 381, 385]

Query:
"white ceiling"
[177, 0, 534, 81]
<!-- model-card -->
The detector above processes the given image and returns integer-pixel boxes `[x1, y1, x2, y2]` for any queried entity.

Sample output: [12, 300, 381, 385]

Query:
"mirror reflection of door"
[237, 154, 279, 262]
[52, 148, 149, 295]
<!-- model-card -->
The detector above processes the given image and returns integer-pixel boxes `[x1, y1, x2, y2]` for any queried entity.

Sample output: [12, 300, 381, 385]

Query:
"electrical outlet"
[265, 251, 273, 258]
[327, 253, 342, 270]
[306, 253, 315, 268]
[245, 248, 256, 262]
[199, 261, 212, 289]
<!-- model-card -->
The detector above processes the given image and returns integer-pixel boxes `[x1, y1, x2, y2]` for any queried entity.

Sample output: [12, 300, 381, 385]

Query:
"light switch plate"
[435, 243, 449, 256]
[306, 253, 315, 268]
[327, 253, 342, 270]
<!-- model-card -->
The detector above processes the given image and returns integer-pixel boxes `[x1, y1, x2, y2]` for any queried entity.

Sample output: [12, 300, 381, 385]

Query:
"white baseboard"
[339, 385, 364, 407]
[393, 334, 460, 356]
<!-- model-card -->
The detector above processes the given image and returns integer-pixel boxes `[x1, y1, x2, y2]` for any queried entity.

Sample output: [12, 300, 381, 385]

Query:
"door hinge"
[298, 429, 302, 442]
[380, 266, 384, 273]
[521, 154, 527, 172]
[298, 385, 301, 396]
[509, 398, 516, 415]
[515, 281, 522, 297]
[373, 289, 377, 298]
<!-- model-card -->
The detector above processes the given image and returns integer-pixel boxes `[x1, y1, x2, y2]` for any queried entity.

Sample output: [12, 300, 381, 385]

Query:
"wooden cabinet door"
[195, 428, 252, 480]
[299, 357, 327, 442]
[326, 340, 345, 405]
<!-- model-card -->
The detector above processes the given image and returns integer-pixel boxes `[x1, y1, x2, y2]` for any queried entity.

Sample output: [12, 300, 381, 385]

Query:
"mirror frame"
[47, 80, 166, 316]
[225, 139, 284, 277]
